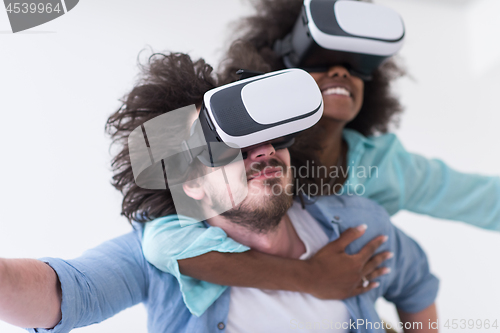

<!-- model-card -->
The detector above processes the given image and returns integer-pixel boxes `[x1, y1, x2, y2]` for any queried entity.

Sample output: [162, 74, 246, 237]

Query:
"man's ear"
[182, 181, 205, 200]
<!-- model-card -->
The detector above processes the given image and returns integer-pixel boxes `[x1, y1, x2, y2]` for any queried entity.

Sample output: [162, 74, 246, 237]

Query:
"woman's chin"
[320, 111, 358, 124]
[321, 102, 360, 121]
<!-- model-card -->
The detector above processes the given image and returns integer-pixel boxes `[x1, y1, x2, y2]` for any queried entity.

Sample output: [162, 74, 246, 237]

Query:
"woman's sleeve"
[25, 232, 149, 333]
[360, 134, 500, 231]
[142, 215, 249, 316]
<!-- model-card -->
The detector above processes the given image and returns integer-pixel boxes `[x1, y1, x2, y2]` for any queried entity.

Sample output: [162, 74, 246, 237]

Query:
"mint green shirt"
[142, 129, 500, 316]
[341, 129, 500, 228]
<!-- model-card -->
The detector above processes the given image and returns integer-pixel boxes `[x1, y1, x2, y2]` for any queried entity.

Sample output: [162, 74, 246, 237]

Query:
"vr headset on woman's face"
[274, 0, 405, 80]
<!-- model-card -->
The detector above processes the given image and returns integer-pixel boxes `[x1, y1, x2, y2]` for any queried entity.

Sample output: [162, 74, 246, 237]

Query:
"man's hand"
[303, 224, 392, 299]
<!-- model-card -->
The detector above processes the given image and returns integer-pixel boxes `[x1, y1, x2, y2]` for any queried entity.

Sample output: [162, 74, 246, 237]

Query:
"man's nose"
[247, 143, 276, 162]
[327, 66, 350, 79]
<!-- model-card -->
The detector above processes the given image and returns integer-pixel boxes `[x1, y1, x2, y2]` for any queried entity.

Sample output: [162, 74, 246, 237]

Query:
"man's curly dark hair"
[106, 53, 217, 223]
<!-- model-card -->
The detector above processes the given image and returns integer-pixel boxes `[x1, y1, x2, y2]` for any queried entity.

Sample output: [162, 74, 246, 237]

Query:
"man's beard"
[211, 159, 293, 234]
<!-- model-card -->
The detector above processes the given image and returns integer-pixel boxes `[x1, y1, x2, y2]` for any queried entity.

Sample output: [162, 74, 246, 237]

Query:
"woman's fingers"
[333, 225, 368, 251]
[361, 251, 393, 277]
[365, 266, 391, 281]
[351, 281, 381, 296]
[350, 266, 391, 296]
[356, 235, 388, 262]
[305, 227, 391, 300]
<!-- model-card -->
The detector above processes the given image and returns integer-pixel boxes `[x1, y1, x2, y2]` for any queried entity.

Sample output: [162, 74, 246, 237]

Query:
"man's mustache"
[246, 159, 287, 180]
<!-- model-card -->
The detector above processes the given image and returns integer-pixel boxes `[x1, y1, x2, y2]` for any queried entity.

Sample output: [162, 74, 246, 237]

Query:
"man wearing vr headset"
[134, 53, 438, 332]
[138, 0, 412, 308]
[0, 53, 438, 333]
[142, 0, 500, 317]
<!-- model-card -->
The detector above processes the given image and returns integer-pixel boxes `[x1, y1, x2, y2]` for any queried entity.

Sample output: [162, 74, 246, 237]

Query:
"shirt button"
[217, 322, 226, 330]
[332, 215, 341, 222]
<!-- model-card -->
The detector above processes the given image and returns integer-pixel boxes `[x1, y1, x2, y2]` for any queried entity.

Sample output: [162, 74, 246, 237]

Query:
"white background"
[0, 0, 499, 332]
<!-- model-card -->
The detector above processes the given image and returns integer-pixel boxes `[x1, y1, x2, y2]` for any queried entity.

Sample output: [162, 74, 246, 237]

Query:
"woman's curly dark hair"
[106, 53, 217, 223]
[219, 0, 406, 137]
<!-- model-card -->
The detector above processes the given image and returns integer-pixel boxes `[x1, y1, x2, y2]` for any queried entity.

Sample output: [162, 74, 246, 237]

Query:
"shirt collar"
[299, 196, 340, 240]
[343, 128, 375, 149]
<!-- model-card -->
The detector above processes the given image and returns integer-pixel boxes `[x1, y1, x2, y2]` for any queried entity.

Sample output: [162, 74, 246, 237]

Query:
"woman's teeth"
[323, 87, 350, 97]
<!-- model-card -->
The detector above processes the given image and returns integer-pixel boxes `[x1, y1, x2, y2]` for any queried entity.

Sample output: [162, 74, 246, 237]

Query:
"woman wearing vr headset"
[216, 0, 499, 232]
[141, 0, 498, 327]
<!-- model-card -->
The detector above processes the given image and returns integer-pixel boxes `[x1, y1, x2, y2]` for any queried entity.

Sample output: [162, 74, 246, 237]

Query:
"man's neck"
[207, 214, 306, 259]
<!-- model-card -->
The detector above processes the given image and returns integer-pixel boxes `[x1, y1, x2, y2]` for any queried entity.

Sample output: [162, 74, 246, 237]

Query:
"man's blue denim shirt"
[28, 194, 438, 333]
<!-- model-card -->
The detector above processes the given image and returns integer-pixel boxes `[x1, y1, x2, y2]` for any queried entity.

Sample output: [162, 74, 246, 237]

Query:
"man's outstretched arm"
[0, 232, 149, 332]
[0, 258, 62, 329]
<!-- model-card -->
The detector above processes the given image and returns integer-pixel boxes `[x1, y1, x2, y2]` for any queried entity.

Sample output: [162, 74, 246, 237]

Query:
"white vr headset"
[129, 68, 323, 191]
[128, 69, 322, 222]
[182, 68, 323, 168]
[274, 0, 405, 80]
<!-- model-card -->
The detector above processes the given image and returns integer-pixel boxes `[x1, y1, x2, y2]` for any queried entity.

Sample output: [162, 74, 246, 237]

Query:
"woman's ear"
[183, 181, 205, 200]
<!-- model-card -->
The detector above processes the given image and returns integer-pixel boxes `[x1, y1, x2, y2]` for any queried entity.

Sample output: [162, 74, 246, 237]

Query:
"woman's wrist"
[290, 260, 315, 293]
